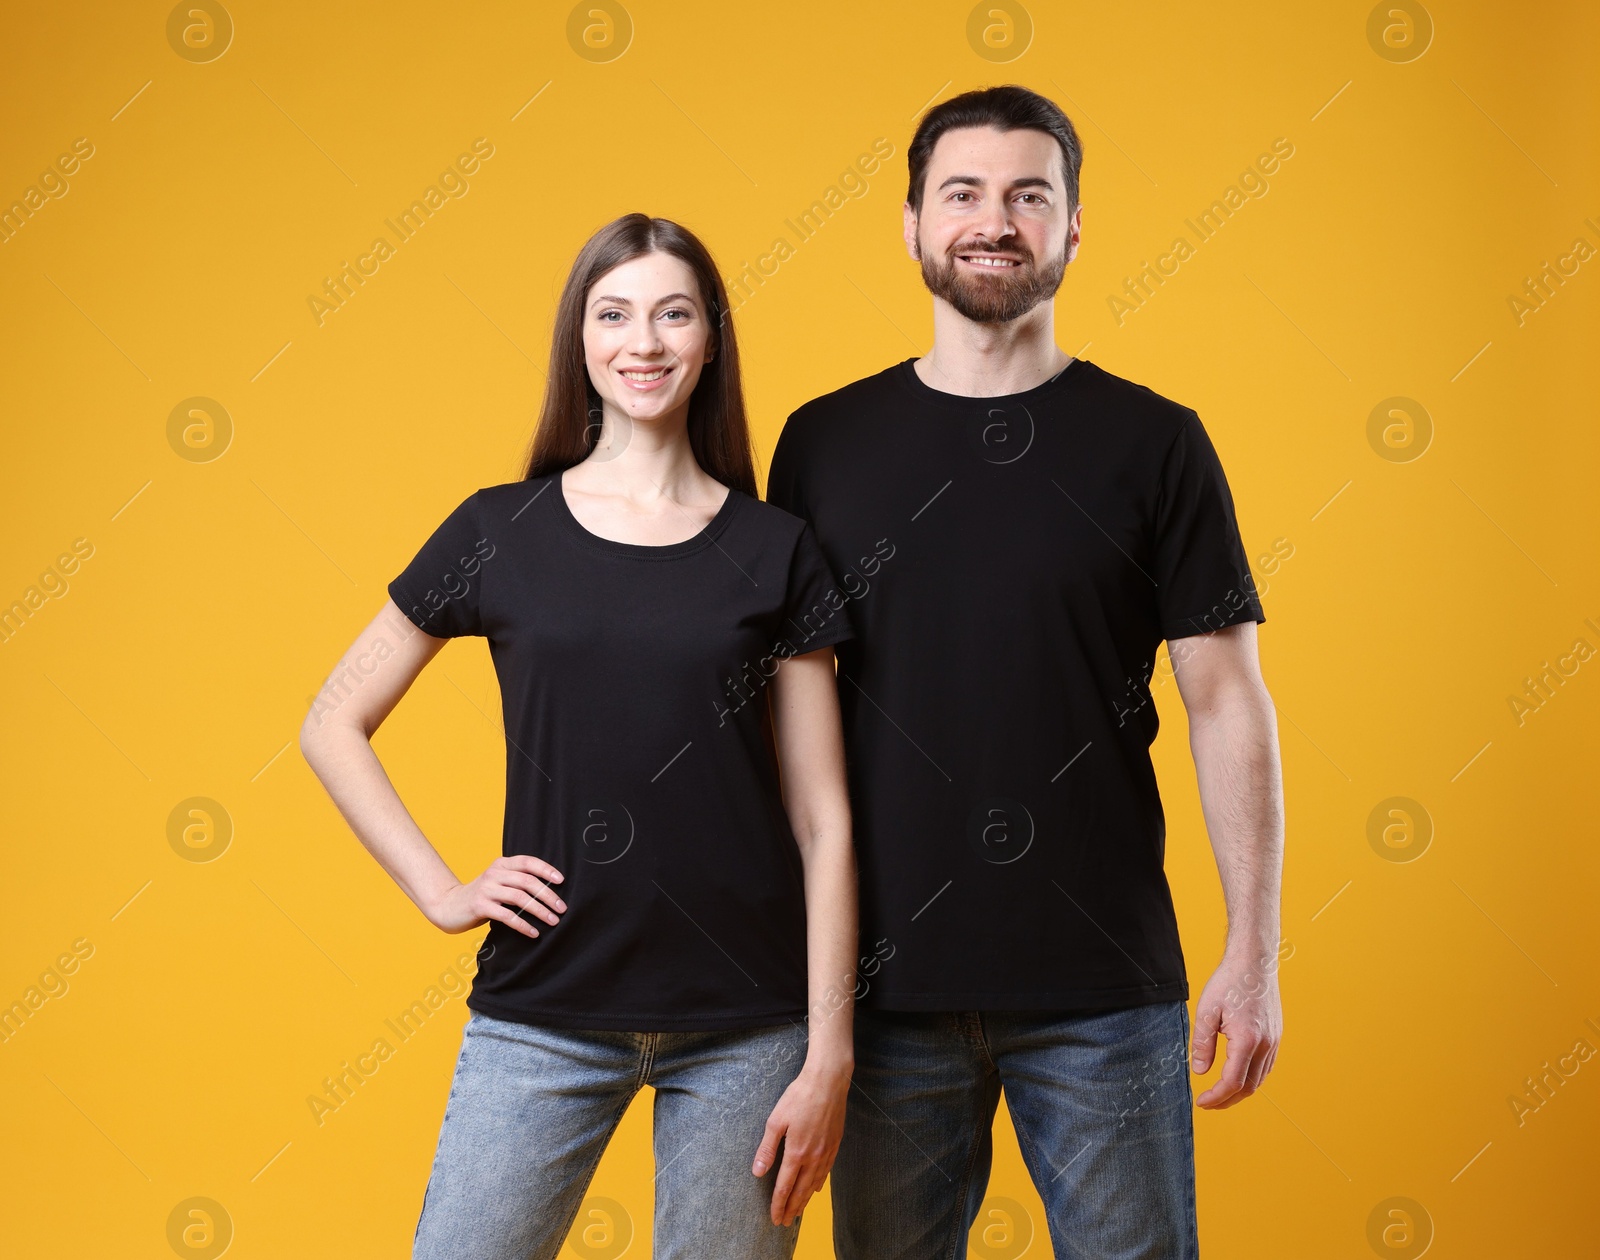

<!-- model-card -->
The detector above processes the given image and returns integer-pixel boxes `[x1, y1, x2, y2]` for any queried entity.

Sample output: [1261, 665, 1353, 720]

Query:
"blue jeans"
[832, 1001, 1197, 1259]
[412, 1010, 810, 1260]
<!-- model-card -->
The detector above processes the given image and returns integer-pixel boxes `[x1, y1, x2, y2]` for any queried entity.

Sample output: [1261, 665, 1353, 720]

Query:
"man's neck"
[915, 300, 1074, 398]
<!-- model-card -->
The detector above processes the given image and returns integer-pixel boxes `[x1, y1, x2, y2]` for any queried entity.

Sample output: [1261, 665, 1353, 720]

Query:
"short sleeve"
[765, 413, 808, 521]
[1151, 415, 1265, 641]
[775, 522, 855, 655]
[387, 490, 492, 639]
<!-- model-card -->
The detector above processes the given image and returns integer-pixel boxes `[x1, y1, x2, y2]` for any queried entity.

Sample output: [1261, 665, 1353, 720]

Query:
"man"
[766, 85, 1285, 1258]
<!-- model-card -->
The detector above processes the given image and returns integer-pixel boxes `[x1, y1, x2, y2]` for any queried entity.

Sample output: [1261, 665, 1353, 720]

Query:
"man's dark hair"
[906, 84, 1084, 216]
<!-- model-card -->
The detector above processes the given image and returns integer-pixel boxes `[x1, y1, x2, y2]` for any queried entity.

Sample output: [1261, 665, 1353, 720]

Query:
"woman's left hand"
[751, 1056, 852, 1226]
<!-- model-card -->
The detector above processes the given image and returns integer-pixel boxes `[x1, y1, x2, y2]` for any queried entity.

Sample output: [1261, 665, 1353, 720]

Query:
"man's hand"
[1191, 945, 1283, 1109]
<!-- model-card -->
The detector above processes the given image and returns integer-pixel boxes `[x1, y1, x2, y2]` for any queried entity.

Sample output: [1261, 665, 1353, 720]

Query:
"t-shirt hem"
[466, 993, 809, 1033]
[785, 620, 855, 655]
[860, 980, 1188, 1013]
[386, 577, 452, 637]
[1162, 602, 1265, 642]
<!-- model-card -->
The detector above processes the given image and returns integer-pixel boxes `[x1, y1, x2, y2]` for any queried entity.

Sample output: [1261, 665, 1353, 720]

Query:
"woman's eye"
[661, 309, 690, 322]
[599, 310, 623, 322]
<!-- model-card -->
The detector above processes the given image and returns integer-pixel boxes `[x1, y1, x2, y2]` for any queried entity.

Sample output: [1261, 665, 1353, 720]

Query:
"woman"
[299, 213, 858, 1260]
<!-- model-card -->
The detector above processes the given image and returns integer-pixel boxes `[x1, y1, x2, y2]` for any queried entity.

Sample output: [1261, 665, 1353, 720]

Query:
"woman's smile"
[616, 363, 675, 390]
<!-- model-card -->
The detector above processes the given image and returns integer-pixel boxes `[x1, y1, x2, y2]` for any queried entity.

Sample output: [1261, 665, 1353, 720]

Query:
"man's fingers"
[1190, 1002, 1223, 1073]
[1242, 1039, 1273, 1095]
[1196, 1032, 1257, 1108]
[1209, 1039, 1270, 1109]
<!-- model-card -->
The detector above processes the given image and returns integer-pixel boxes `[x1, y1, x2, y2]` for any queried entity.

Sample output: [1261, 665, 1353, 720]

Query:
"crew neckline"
[893, 355, 1092, 412]
[551, 471, 743, 559]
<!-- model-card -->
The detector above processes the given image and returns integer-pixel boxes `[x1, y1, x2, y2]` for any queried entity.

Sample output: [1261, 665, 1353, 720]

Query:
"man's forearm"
[1187, 682, 1285, 952]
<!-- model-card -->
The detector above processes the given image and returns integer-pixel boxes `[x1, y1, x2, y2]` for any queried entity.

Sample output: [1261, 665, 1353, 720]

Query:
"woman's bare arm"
[298, 598, 566, 935]
[751, 643, 858, 1225]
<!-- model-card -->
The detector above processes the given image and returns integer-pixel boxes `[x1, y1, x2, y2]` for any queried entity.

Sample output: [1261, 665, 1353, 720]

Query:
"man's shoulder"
[1076, 360, 1198, 434]
[784, 360, 906, 429]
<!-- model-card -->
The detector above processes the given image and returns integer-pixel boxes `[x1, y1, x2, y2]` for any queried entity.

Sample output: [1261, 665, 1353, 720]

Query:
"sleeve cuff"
[1162, 602, 1265, 642]
[388, 578, 441, 636]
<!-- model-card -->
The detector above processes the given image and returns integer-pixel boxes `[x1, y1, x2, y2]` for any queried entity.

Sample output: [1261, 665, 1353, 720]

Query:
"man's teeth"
[620, 368, 669, 380]
[964, 256, 1018, 267]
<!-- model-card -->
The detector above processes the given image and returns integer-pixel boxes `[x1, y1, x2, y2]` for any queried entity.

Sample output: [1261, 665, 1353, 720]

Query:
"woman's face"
[582, 251, 714, 431]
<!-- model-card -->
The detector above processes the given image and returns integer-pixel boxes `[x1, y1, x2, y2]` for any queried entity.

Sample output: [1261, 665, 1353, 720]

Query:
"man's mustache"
[945, 242, 1034, 264]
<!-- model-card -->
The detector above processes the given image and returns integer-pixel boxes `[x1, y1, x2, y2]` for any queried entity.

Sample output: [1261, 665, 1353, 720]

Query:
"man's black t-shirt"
[766, 357, 1264, 1012]
[387, 473, 853, 1031]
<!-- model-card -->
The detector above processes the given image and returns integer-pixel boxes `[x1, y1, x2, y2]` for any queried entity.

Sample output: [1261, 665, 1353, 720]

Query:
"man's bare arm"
[1169, 619, 1285, 1109]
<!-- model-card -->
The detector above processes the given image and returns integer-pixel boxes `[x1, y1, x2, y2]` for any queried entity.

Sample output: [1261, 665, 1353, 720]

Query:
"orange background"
[2, 2, 1597, 1256]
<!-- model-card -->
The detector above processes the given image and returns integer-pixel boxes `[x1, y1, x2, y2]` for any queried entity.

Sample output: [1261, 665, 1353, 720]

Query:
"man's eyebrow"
[588, 291, 700, 308]
[936, 174, 1056, 192]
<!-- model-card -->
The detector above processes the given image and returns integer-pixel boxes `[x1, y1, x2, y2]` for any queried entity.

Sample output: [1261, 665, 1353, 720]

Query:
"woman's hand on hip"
[423, 854, 566, 937]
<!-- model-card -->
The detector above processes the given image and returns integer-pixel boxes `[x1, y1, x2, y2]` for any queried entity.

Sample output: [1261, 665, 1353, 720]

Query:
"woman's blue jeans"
[412, 1010, 810, 1260]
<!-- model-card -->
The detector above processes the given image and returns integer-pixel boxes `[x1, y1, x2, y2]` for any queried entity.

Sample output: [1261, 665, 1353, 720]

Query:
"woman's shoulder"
[470, 475, 561, 518]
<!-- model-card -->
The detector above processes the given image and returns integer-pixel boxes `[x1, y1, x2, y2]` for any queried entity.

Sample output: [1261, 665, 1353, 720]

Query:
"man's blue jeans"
[832, 1000, 1198, 1259]
[411, 1010, 810, 1260]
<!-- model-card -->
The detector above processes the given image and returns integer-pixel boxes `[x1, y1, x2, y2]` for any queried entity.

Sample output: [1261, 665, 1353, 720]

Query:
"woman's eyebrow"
[589, 291, 699, 309]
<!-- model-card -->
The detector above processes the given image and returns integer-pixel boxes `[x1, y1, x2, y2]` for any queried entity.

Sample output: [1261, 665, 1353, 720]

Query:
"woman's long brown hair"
[519, 213, 757, 498]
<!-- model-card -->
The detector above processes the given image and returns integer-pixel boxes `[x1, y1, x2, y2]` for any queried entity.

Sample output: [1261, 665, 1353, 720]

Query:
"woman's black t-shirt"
[386, 473, 854, 1031]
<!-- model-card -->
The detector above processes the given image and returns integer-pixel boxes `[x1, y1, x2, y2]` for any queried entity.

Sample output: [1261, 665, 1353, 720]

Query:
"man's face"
[904, 125, 1082, 324]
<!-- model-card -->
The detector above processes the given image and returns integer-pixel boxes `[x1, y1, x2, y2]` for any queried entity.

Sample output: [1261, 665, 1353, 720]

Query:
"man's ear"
[903, 202, 921, 261]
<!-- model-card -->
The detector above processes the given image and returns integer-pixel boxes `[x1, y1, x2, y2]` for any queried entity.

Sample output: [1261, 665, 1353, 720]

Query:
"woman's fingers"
[502, 854, 564, 887]
[489, 875, 564, 924]
[752, 1110, 785, 1178]
[479, 856, 567, 925]
[481, 901, 540, 940]
[772, 1135, 836, 1224]
[771, 1146, 803, 1225]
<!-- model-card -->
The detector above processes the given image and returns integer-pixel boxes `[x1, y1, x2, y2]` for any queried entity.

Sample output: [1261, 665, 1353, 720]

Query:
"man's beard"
[918, 237, 1067, 324]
